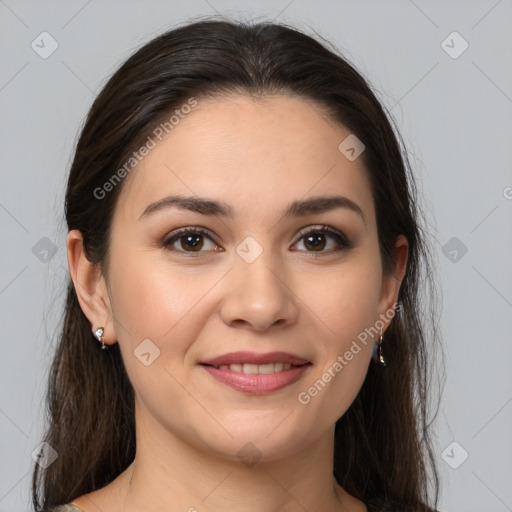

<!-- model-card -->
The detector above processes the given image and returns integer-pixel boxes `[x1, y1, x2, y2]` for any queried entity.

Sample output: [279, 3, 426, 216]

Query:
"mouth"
[199, 350, 311, 367]
[198, 353, 313, 394]
[201, 362, 310, 374]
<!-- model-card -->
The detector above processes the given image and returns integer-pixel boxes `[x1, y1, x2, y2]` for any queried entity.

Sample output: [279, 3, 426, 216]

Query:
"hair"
[32, 16, 444, 512]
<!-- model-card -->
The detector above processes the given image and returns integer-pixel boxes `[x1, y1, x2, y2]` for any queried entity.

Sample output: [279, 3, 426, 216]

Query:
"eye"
[162, 225, 352, 257]
[291, 225, 352, 256]
[162, 227, 221, 255]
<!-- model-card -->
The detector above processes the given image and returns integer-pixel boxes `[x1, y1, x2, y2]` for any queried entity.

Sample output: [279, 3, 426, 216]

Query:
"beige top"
[48, 501, 442, 512]
[50, 505, 85, 512]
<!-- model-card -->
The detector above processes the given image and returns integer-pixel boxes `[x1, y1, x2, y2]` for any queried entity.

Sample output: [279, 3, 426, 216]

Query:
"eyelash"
[162, 225, 352, 258]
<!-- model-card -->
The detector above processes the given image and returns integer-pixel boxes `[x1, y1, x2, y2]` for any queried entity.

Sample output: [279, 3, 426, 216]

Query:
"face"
[93, 94, 406, 462]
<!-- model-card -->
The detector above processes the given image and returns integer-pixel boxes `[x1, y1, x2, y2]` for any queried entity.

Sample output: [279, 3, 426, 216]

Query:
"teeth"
[213, 362, 294, 373]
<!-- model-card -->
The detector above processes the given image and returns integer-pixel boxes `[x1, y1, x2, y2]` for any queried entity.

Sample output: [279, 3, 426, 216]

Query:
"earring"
[377, 327, 386, 366]
[94, 327, 107, 350]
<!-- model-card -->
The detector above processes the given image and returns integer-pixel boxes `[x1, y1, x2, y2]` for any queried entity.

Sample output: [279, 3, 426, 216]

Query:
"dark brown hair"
[32, 16, 444, 512]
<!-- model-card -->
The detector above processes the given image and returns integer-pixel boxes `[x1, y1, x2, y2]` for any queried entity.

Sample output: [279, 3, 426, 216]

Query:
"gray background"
[1, 1, 511, 511]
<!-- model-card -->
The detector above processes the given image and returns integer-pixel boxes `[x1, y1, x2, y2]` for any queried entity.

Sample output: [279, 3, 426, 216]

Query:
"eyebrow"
[138, 194, 366, 225]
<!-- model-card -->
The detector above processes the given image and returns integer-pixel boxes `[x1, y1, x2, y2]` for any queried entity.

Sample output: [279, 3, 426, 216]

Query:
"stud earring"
[377, 327, 386, 366]
[94, 327, 107, 350]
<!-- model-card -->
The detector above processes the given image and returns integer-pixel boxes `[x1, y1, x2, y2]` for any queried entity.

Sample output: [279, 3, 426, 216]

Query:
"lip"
[199, 351, 310, 366]
[201, 364, 312, 394]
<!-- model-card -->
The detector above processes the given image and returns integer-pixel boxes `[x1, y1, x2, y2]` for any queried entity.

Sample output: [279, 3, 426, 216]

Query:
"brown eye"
[292, 226, 351, 255]
[162, 225, 351, 257]
[303, 232, 327, 251]
[163, 228, 220, 254]
[179, 233, 204, 251]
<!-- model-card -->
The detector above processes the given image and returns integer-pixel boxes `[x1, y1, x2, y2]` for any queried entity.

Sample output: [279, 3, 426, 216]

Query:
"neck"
[115, 401, 359, 512]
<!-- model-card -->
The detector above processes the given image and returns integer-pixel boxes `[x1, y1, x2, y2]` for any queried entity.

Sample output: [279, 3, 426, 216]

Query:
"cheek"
[107, 250, 208, 423]
[296, 253, 381, 414]
[110, 247, 194, 337]
[108, 246, 228, 370]
[309, 253, 382, 344]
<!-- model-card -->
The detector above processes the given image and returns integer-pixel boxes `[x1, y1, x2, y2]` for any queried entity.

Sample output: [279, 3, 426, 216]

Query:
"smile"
[200, 362, 313, 394]
[208, 362, 300, 373]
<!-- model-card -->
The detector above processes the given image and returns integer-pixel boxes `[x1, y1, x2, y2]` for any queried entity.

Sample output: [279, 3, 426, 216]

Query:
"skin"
[67, 93, 408, 512]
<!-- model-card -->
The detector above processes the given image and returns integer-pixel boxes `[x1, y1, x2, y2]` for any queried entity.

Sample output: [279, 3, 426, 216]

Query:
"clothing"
[49, 501, 439, 511]
[48, 506, 378, 511]
[49, 506, 83, 512]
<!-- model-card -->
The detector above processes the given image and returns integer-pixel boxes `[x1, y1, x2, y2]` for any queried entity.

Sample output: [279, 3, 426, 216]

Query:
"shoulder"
[366, 500, 442, 512]
[48, 505, 85, 512]
[368, 509, 442, 512]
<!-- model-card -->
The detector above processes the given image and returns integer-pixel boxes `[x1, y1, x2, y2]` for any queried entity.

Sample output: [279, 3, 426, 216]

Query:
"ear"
[377, 234, 409, 330]
[66, 229, 116, 346]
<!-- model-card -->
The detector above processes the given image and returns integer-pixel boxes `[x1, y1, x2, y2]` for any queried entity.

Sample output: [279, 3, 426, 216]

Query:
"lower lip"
[200, 364, 312, 394]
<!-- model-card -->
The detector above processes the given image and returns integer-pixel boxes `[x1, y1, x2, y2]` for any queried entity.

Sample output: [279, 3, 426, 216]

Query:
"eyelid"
[293, 224, 349, 245]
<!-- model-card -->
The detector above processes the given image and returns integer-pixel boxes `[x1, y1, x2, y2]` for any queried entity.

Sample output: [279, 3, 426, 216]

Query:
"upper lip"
[199, 351, 311, 366]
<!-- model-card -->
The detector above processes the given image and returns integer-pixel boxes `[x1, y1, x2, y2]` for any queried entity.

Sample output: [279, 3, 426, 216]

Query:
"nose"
[219, 248, 299, 332]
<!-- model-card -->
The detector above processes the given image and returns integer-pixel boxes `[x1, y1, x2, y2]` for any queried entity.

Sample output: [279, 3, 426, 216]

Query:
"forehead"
[113, 94, 375, 227]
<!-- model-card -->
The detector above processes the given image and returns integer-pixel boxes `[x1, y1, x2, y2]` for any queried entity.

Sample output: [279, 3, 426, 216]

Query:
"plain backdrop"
[0, 1, 511, 511]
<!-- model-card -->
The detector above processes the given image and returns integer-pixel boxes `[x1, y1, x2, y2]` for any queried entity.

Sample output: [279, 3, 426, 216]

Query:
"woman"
[32, 17, 443, 512]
